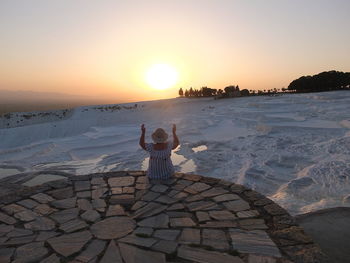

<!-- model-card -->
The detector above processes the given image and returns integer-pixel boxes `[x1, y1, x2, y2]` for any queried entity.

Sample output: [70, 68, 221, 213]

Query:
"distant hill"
[288, 70, 350, 92]
[0, 90, 96, 102]
[0, 90, 121, 114]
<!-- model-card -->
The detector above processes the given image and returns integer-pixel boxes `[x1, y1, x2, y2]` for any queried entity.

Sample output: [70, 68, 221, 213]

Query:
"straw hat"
[152, 128, 168, 143]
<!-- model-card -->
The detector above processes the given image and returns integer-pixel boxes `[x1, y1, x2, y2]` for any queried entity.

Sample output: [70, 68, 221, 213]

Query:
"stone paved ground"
[0, 171, 326, 263]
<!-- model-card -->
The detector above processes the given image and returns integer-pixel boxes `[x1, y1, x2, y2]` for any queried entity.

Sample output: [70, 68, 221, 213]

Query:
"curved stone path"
[0, 171, 325, 263]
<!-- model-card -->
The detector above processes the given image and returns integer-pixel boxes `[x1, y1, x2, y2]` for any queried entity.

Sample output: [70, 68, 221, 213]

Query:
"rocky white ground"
[1, 91, 349, 215]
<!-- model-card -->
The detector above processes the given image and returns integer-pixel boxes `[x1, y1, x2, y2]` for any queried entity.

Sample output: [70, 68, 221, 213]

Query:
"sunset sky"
[1, 0, 350, 102]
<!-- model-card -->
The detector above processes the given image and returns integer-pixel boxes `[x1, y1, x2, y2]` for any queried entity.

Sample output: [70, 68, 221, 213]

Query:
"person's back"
[139, 124, 179, 180]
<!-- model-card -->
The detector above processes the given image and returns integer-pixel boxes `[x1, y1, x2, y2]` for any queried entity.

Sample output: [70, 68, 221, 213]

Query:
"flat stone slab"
[17, 199, 39, 209]
[50, 208, 79, 223]
[0, 212, 16, 224]
[187, 201, 217, 211]
[110, 195, 134, 205]
[99, 240, 123, 263]
[40, 253, 60, 263]
[90, 217, 136, 239]
[132, 202, 167, 219]
[119, 234, 158, 248]
[14, 210, 39, 221]
[59, 218, 88, 233]
[7, 228, 33, 238]
[184, 182, 211, 193]
[213, 193, 240, 202]
[81, 210, 100, 222]
[31, 193, 55, 204]
[178, 245, 244, 263]
[155, 195, 177, 204]
[106, 204, 125, 216]
[47, 230, 92, 257]
[237, 210, 259, 218]
[153, 229, 180, 240]
[134, 227, 153, 236]
[77, 199, 93, 211]
[223, 199, 250, 212]
[24, 217, 56, 231]
[14, 241, 49, 262]
[202, 229, 230, 250]
[170, 217, 196, 227]
[48, 187, 73, 200]
[152, 240, 178, 254]
[108, 176, 135, 187]
[92, 198, 107, 209]
[137, 213, 169, 228]
[167, 211, 192, 218]
[151, 184, 169, 193]
[34, 204, 57, 215]
[201, 220, 238, 228]
[230, 229, 282, 257]
[209, 210, 236, 220]
[51, 197, 76, 209]
[5, 234, 36, 246]
[36, 231, 59, 241]
[91, 177, 106, 185]
[239, 218, 268, 230]
[75, 239, 106, 262]
[2, 204, 27, 215]
[178, 228, 201, 244]
[119, 242, 166, 263]
[74, 180, 91, 192]
[196, 211, 210, 222]
[92, 187, 108, 199]
[201, 187, 228, 197]
[141, 191, 160, 201]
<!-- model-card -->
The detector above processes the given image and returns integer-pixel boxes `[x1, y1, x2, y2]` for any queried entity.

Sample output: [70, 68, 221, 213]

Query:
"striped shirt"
[144, 142, 174, 180]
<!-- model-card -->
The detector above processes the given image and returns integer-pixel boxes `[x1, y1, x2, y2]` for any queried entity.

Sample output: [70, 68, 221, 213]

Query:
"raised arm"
[172, 124, 179, 150]
[139, 124, 146, 150]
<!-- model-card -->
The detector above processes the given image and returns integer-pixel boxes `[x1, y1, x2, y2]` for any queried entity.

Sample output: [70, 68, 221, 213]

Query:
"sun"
[145, 63, 178, 90]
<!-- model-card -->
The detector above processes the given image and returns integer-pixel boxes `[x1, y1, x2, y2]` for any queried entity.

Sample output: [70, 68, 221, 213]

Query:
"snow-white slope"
[1, 91, 350, 215]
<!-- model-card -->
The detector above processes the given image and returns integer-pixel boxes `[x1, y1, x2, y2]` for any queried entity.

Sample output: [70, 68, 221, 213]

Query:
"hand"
[172, 124, 176, 134]
[141, 124, 145, 133]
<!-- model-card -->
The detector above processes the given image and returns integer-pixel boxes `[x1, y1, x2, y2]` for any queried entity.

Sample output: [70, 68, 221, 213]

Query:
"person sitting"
[139, 124, 179, 180]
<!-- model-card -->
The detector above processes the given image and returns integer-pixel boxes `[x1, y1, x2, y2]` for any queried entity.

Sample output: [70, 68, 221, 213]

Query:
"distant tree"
[288, 70, 350, 92]
[201, 87, 217, 97]
[195, 89, 200, 97]
[224, 85, 241, 97]
[184, 89, 189, 97]
[224, 85, 235, 94]
[178, 88, 184, 97]
[189, 87, 194, 97]
[241, 89, 250, 96]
